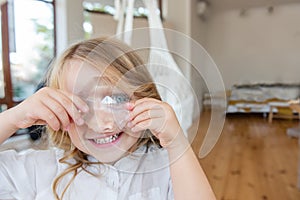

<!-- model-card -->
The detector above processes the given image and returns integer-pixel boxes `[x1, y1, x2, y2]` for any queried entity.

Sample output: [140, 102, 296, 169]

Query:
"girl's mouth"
[88, 132, 123, 146]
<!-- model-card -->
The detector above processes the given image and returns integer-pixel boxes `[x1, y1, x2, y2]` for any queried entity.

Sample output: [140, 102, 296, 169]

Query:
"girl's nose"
[85, 110, 117, 133]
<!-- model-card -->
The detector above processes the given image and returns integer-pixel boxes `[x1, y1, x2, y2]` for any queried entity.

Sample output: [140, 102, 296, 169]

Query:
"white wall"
[55, 0, 84, 54]
[190, 0, 208, 111]
[163, 0, 192, 80]
[205, 2, 300, 89]
[190, 0, 208, 46]
[164, 0, 190, 34]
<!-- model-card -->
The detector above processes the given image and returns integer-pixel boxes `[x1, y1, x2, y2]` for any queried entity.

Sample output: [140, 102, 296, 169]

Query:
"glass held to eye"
[82, 94, 131, 130]
[86, 93, 130, 108]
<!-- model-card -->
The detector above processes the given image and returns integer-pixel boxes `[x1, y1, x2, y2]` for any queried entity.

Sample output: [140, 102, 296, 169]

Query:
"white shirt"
[0, 145, 174, 200]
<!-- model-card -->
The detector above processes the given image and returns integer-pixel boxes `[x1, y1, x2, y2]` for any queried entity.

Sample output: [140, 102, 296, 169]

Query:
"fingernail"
[54, 125, 60, 131]
[127, 122, 132, 128]
[64, 125, 70, 131]
[76, 118, 84, 125]
[129, 115, 133, 121]
[82, 105, 89, 113]
[126, 102, 134, 110]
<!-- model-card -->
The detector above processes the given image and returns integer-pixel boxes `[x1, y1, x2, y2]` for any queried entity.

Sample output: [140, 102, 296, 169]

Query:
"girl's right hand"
[8, 87, 88, 131]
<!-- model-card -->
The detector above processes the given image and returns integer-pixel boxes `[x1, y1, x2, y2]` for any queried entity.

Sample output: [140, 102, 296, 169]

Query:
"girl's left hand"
[128, 98, 186, 149]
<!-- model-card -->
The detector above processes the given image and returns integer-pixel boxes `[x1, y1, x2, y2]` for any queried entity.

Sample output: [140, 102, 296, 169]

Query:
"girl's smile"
[87, 131, 123, 147]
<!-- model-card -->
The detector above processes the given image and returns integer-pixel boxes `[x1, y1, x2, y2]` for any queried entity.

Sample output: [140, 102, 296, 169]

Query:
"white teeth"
[93, 133, 120, 144]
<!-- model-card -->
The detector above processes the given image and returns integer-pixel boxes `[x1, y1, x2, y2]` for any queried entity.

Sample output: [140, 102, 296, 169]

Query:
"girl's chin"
[90, 149, 129, 164]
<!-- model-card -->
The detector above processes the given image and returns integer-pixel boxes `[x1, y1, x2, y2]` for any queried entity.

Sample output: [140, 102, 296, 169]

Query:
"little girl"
[0, 37, 216, 200]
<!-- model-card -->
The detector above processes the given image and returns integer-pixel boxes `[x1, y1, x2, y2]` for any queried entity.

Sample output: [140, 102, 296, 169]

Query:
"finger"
[129, 109, 163, 128]
[43, 111, 61, 131]
[134, 97, 161, 106]
[131, 118, 164, 134]
[48, 91, 85, 125]
[130, 119, 152, 132]
[130, 100, 163, 121]
[126, 98, 160, 111]
[59, 90, 89, 113]
[34, 119, 47, 125]
[30, 107, 61, 131]
[41, 98, 70, 129]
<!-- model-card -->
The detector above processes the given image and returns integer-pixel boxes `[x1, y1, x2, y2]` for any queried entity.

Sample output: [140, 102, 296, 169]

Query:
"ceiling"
[85, 0, 144, 7]
[208, 0, 300, 10]
[85, 0, 300, 11]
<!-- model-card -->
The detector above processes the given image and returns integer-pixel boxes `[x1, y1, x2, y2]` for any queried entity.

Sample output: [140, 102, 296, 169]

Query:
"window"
[82, 0, 163, 39]
[0, 10, 4, 100]
[0, 0, 55, 111]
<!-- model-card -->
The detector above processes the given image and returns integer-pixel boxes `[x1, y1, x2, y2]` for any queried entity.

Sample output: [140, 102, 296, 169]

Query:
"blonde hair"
[46, 37, 161, 199]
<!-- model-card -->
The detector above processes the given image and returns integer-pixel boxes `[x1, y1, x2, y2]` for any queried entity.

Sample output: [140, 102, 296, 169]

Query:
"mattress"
[227, 83, 300, 113]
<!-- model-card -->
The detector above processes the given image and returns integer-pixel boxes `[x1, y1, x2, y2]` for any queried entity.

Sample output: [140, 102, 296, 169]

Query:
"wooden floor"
[192, 111, 300, 200]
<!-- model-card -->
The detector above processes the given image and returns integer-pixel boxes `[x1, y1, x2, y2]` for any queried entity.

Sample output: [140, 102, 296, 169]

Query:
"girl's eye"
[112, 94, 130, 104]
[86, 94, 129, 105]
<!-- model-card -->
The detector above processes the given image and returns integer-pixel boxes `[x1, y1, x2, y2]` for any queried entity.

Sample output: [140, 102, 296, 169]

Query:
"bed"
[226, 83, 300, 121]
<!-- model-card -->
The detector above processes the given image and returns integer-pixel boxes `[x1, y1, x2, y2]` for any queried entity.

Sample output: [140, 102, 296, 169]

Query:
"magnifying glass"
[82, 93, 131, 130]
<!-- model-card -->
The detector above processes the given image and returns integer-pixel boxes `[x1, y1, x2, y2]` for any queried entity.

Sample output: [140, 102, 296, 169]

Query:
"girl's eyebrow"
[77, 77, 112, 95]
[77, 77, 98, 94]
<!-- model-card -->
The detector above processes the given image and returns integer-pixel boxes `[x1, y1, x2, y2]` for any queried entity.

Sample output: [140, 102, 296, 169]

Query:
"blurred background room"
[1, 0, 300, 199]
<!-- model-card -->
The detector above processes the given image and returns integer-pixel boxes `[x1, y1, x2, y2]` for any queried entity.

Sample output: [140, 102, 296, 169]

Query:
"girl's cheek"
[125, 127, 143, 139]
[67, 127, 79, 145]
[67, 124, 88, 152]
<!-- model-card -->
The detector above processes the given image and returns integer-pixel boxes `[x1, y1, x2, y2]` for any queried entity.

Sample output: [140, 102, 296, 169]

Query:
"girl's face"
[62, 59, 141, 163]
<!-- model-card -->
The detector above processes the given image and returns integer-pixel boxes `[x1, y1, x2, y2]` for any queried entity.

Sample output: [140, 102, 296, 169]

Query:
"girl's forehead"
[63, 60, 101, 91]
[62, 59, 121, 95]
